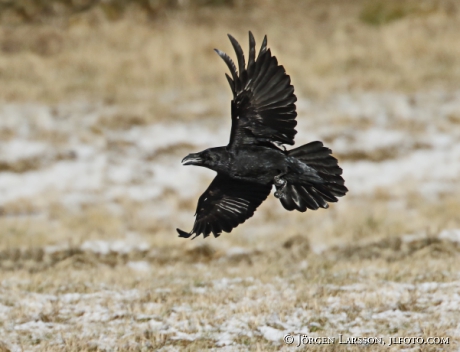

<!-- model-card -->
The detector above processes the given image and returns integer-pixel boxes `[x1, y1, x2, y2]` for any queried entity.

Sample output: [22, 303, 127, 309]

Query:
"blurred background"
[1, 0, 459, 250]
[1, 0, 460, 350]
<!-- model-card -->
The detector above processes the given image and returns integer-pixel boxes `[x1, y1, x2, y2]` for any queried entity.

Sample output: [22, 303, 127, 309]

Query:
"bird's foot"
[274, 175, 287, 187]
[274, 180, 287, 199]
[274, 185, 287, 199]
[274, 173, 287, 198]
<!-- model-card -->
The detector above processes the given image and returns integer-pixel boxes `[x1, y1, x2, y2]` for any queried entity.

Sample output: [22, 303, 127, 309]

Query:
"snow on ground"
[1, 274, 459, 350]
[1, 91, 460, 350]
[1, 91, 460, 211]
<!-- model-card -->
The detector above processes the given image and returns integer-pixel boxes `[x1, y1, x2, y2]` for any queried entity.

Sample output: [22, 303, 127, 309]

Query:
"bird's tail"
[276, 141, 348, 212]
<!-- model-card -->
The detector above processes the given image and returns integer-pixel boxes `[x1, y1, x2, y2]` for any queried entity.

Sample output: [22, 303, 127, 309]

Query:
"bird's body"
[177, 32, 348, 239]
[189, 145, 325, 185]
[187, 145, 286, 184]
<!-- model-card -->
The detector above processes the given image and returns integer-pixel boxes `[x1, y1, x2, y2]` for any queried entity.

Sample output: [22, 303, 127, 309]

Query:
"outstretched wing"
[177, 174, 271, 239]
[215, 31, 297, 149]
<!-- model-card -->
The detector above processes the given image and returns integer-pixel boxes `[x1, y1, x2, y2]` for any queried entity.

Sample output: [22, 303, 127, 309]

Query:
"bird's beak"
[181, 153, 203, 166]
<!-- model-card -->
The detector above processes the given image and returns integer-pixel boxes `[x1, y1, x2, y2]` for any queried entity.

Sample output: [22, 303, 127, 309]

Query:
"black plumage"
[177, 32, 348, 239]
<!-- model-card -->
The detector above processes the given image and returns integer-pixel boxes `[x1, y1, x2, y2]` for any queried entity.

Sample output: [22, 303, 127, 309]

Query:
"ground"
[0, 1, 460, 351]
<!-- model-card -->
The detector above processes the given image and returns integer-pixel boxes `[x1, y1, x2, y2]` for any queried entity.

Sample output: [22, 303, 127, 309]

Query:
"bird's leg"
[274, 173, 287, 187]
[274, 172, 287, 199]
[274, 183, 287, 199]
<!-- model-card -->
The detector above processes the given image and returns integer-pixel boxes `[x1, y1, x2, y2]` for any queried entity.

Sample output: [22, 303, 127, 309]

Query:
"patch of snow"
[2, 278, 460, 350]
[2, 91, 460, 210]
[155, 288, 171, 293]
[172, 305, 192, 313]
[0, 303, 12, 315]
[0, 149, 105, 204]
[191, 287, 207, 294]
[0, 139, 50, 162]
[216, 316, 253, 346]
[402, 232, 427, 243]
[372, 309, 412, 320]
[332, 128, 407, 154]
[170, 331, 200, 341]
[258, 325, 284, 342]
[215, 332, 236, 346]
[148, 319, 165, 330]
[342, 143, 460, 196]
[127, 261, 151, 272]
[80, 239, 149, 255]
[418, 282, 439, 292]
[212, 278, 244, 290]
[225, 247, 252, 257]
[126, 123, 226, 154]
[439, 229, 460, 243]
[60, 293, 82, 303]
[157, 346, 181, 352]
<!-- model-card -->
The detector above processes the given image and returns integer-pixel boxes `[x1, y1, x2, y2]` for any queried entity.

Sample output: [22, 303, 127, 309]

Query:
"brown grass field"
[1, 0, 460, 350]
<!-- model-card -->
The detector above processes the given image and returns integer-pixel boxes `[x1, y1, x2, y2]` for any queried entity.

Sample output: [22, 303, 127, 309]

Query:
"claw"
[274, 173, 287, 199]
[275, 183, 287, 199]
[274, 175, 286, 187]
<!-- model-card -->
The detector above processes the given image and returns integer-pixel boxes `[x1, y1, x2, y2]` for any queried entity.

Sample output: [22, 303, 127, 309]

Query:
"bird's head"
[181, 147, 228, 172]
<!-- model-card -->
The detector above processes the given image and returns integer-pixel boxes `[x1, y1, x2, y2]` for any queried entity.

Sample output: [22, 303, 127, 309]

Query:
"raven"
[177, 32, 347, 239]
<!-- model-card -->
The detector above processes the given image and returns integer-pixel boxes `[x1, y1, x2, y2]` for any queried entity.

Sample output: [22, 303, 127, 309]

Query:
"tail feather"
[297, 186, 321, 210]
[279, 184, 314, 212]
[304, 186, 329, 208]
[277, 141, 347, 212]
[279, 185, 297, 211]
[288, 141, 325, 156]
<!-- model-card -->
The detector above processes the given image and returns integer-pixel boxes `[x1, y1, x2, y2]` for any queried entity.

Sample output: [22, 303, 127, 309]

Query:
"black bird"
[177, 32, 347, 239]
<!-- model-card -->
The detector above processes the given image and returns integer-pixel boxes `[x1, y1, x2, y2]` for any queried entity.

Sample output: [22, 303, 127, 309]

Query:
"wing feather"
[257, 35, 268, 60]
[247, 32, 256, 76]
[228, 34, 245, 76]
[215, 31, 297, 148]
[214, 49, 238, 84]
[177, 174, 271, 239]
[225, 73, 235, 93]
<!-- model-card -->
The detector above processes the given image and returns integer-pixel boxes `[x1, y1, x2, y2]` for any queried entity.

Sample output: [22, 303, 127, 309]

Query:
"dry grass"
[1, 0, 460, 110]
[1, 1, 460, 350]
[1, 193, 460, 350]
